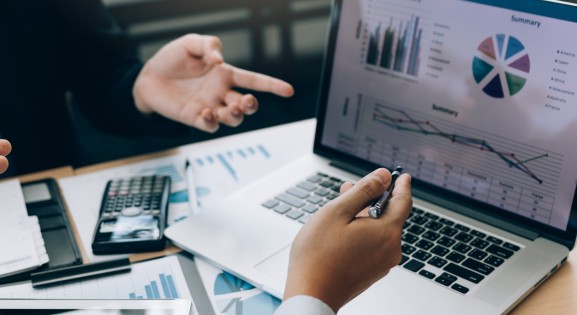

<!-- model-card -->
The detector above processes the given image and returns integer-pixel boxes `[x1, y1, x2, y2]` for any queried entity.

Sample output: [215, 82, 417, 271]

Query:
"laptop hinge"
[331, 160, 540, 241]
[413, 187, 540, 241]
[329, 160, 372, 178]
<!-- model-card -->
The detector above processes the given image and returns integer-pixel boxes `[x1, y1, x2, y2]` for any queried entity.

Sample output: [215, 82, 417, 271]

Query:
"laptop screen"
[318, 0, 577, 233]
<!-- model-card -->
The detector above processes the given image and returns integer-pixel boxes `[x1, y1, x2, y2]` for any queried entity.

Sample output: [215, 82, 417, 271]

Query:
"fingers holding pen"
[325, 168, 411, 224]
[366, 173, 412, 267]
[378, 173, 413, 227]
[328, 168, 392, 220]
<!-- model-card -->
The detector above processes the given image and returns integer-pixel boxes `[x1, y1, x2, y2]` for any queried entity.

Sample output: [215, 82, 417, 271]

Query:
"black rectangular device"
[0, 178, 83, 285]
[91, 175, 171, 254]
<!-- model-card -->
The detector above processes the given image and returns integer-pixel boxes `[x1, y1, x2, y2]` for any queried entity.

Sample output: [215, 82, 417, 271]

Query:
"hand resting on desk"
[283, 168, 413, 313]
[0, 139, 11, 174]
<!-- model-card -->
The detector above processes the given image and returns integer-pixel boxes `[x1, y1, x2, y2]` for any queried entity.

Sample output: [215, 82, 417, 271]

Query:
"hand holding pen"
[285, 168, 413, 312]
[368, 166, 404, 219]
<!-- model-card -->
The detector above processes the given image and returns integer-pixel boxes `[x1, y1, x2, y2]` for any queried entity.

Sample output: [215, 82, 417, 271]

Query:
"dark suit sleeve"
[53, 0, 186, 136]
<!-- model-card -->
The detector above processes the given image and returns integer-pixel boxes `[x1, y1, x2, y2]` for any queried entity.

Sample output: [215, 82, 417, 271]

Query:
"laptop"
[166, 0, 577, 313]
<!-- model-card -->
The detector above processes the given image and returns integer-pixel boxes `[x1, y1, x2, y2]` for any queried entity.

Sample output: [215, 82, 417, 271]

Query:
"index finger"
[379, 174, 413, 227]
[231, 67, 294, 97]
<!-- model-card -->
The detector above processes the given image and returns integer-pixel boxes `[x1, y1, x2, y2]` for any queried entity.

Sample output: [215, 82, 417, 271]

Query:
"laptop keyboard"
[399, 207, 521, 294]
[261, 172, 341, 225]
[261, 172, 523, 295]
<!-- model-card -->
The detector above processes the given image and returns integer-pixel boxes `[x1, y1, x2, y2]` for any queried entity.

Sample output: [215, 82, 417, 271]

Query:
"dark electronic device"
[91, 175, 171, 254]
[0, 178, 83, 285]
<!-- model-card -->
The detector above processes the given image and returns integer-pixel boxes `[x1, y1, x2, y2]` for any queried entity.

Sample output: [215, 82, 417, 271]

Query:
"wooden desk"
[512, 249, 577, 314]
[17, 166, 75, 184]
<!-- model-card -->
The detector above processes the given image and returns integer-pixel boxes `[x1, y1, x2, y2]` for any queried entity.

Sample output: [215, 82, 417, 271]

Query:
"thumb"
[180, 34, 224, 64]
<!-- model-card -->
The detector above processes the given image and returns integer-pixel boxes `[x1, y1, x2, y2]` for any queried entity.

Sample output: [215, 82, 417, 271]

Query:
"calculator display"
[95, 216, 160, 242]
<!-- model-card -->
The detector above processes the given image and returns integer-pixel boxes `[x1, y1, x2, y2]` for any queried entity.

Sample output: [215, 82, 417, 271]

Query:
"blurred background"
[73, 0, 332, 167]
[74, 0, 577, 167]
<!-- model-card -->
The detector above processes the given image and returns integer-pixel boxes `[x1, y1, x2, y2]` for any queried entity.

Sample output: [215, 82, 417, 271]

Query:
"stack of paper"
[0, 179, 49, 278]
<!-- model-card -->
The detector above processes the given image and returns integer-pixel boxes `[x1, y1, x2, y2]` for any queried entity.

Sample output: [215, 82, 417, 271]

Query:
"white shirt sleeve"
[274, 295, 336, 315]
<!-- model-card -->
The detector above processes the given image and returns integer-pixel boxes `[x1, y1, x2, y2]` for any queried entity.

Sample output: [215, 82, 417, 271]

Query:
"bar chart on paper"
[127, 144, 275, 223]
[172, 144, 276, 210]
[0, 256, 192, 301]
[127, 266, 182, 299]
[191, 145, 272, 183]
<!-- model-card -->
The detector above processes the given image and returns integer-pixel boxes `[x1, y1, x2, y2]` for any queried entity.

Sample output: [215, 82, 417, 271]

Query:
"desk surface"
[12, 121, 577, 314]
[512, 249, 577, 314]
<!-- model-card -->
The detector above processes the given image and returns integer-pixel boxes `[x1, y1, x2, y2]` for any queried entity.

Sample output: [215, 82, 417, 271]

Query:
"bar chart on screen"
[0, 256, 192, 301]
[363, 0, 429, 77]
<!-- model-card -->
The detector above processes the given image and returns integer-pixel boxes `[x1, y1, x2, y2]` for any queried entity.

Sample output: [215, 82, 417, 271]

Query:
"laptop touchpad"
[255, 244, 291, 282]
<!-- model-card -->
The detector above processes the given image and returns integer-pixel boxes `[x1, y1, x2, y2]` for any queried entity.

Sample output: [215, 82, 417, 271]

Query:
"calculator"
[91, 175, 171, 255]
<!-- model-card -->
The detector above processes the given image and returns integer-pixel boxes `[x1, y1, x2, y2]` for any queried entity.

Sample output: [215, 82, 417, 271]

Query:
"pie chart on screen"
[472, 34, 530, 98]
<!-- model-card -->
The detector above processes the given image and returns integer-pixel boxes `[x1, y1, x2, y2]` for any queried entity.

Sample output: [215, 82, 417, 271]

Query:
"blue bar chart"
[193, 145, 271, 182]
[126, 144, 276, 225]
[128, 273, 179, 299]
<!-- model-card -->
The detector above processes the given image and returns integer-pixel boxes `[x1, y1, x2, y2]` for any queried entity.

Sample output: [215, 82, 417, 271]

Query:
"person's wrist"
[132, 68, 154, 114]
[284, 275, 346, 313]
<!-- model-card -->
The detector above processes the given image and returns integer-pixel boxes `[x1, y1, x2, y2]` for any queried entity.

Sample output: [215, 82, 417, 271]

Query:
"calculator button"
[122, 207, 143, 217]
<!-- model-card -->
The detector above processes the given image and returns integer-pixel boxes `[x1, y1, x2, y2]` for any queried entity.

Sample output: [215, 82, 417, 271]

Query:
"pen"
[368, 166, 403, 219]
[185, 159, 201, 214]
[30, 258, 131, 287]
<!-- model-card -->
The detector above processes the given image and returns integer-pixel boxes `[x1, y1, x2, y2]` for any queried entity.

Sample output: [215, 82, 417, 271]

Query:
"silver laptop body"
[166, 1, 577, 313]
